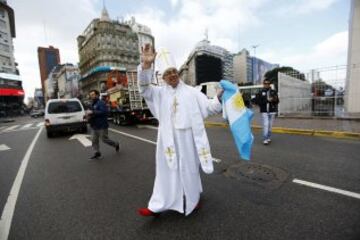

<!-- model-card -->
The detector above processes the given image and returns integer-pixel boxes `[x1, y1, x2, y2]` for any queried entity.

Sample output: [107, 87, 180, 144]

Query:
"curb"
[204, 122, 360, 140]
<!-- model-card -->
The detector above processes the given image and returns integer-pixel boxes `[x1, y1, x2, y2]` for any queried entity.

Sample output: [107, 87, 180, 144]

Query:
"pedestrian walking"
[137, 44, 223, 217]
[87, 89, 119, 159]
[255, 79, 279, 145]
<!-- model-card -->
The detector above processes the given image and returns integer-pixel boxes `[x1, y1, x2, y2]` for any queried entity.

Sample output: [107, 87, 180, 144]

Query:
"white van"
[44, 98, 87, 138]
[197, 82, 220, 99]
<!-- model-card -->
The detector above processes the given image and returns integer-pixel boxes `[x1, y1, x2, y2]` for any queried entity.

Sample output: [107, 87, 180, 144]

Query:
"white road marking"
[2, 125, 19, 132]
[109, 128, 222, 163]
[0, 144, 10, 151]
[36, 122, 44, 127]
[20, 123, 33, 129]
[109, 128, 156, 145]
[0, 127, 43, 240]
[136, 125, 158, 130]
[0, 126, 5, 131]
[69, 134, 92, 147]
[293, 178, 360, 200]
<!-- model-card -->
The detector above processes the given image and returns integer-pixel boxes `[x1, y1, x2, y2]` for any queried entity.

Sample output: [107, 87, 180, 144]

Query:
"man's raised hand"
[141, 43, 156, 69]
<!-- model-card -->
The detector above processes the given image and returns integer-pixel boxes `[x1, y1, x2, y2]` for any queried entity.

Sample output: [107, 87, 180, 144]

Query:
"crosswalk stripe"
[20, 123, 33, 129]
[36, 122, 44, 127]
[3, 125, 20, 132]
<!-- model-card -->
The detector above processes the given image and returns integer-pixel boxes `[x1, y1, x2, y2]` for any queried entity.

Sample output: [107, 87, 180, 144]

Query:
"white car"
[44, 98, 87, 138]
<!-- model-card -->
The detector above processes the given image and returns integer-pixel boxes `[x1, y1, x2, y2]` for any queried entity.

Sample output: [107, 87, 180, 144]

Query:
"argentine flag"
[220, 80, 254, 160]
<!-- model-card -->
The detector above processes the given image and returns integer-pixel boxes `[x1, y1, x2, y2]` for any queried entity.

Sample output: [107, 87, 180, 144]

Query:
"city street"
[0, 118, 359, 240]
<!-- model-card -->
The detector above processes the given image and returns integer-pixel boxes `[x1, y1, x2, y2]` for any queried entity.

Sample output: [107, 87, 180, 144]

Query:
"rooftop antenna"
[204, 28, 208, 41]
[251, 44, 259, 58]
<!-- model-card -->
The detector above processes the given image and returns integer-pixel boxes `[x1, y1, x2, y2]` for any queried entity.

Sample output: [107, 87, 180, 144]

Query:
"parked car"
[44, 98, 87, 138]
[30, 109, 44, 118]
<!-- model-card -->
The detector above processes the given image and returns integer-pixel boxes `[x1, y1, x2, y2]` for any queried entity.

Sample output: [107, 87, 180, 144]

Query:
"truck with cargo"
[106, 70, 155, 125]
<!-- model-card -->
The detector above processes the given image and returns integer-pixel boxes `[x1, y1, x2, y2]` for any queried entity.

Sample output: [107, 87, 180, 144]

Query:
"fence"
[278, 65, 347, 117]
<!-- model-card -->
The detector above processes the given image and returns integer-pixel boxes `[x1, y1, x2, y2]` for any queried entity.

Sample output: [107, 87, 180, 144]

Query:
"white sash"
[159, 83, 214, 174]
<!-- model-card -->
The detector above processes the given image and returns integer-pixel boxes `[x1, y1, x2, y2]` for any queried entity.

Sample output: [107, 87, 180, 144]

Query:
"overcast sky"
[7, 0, 351, 100]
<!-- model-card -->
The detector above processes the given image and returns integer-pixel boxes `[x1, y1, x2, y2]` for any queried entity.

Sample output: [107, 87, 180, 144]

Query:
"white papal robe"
[137, 65, 222, 215]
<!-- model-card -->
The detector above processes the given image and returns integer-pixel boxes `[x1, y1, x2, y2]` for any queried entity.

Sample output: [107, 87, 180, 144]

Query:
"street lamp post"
[251, 44, 259, 83]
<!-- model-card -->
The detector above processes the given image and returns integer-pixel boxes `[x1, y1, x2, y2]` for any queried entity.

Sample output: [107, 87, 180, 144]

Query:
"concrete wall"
[345, 0, 360, 114]
[278, 72, 312, 115]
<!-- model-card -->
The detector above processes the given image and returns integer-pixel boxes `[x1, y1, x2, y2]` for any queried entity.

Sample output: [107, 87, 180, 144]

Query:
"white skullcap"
[155, 47, 177, 75]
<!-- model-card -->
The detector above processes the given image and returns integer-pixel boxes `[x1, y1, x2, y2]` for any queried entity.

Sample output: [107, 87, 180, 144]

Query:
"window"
[48, 101, 82, 113]
[0, 19, 6, 29]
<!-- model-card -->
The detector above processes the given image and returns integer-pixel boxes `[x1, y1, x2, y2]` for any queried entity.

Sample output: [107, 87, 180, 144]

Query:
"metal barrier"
[278, 65, 347, 117]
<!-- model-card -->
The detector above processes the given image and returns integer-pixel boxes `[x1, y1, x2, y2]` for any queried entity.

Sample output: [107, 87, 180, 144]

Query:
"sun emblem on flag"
[232, 92, 245, 111]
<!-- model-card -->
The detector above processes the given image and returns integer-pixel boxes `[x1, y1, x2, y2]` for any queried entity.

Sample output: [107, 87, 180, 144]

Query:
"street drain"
[224, 163, 288, 190]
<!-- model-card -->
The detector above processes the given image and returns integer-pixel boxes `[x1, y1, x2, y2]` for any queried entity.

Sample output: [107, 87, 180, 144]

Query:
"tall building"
[77, 7, 144, 95]
[179, 39, 233, 86]
[0, 1, 25, 117]
[127, 16, 155, 53]
[345, 0, 360, 114]
[0, 0, 17, 74]
[233, 49, 252, 84]
[233, 49, 279, 85]
[55, 63, 80, 99]
[37, 45, 61, 96]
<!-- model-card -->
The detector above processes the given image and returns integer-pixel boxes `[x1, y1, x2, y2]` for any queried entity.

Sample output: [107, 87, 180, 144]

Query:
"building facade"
[45, 64, 62, 100]
[0, 0, 16, 74]
[345, 0, 360, 114]
[37, 45, 61, 97]
[55, 64, 80, 99]
[127, 16, 155, 54]
[179, 39, 233, 86]
[233, 49, 252, 84]
[77, 7, 144, 95]
[233, 49, 279, 85]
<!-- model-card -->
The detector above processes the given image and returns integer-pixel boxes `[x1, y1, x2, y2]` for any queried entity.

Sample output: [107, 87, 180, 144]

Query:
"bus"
[197, 82, 220, 99]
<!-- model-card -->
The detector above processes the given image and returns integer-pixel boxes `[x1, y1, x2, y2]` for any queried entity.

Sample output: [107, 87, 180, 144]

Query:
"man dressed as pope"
[137, 44, 223, 216]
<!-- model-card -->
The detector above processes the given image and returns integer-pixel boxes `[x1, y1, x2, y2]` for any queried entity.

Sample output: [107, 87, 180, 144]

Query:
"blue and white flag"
[220, 80, 254, 160]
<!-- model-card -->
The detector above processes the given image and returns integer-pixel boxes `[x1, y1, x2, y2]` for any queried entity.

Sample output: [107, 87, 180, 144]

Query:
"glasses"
[264, 82, 271, 85]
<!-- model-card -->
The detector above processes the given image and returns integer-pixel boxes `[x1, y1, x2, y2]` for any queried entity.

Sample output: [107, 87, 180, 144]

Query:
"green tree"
[264, 66, 306, 90]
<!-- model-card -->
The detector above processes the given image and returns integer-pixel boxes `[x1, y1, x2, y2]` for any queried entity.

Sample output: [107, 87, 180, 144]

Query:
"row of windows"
[0, 9, 5, 18]
[0, 19, 6, 29]
[0, 42, 10, 52]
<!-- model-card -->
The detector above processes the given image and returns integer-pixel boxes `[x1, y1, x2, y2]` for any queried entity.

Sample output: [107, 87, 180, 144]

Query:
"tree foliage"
[264, 66, 306, 89]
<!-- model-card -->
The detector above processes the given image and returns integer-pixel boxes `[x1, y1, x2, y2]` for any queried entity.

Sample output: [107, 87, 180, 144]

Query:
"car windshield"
[48, 101, 82, 114]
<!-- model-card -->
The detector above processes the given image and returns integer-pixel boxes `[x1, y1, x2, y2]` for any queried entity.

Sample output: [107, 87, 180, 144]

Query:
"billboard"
[252, 58, 279, 84]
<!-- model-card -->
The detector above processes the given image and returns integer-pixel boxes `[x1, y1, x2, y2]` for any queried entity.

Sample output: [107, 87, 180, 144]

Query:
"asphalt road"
[0, 118, 359, 240]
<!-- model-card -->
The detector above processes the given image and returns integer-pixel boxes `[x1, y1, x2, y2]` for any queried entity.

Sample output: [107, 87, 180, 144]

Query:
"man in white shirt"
[137, 44, 223, 216]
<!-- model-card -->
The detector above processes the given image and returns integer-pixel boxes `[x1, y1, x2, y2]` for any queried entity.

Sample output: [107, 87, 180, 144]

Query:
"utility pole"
[251, 45, 259, 83]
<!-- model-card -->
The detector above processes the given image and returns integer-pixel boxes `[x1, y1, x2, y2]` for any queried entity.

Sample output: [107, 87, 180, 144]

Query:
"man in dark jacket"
[87, 89, 119, 159]
[256, 79, 279, 145]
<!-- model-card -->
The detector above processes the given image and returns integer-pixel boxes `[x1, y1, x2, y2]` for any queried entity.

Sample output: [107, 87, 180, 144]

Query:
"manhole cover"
[224, 163, 288, 190]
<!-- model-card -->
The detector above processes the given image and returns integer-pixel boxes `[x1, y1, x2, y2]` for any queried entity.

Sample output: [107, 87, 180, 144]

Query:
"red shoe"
[138, 208, 159, 217]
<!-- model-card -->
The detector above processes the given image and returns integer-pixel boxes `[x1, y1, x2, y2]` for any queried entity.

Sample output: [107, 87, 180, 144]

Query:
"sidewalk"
[205, 112, 360, 140]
